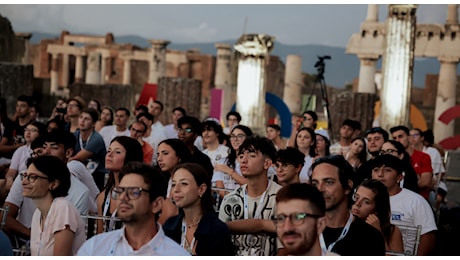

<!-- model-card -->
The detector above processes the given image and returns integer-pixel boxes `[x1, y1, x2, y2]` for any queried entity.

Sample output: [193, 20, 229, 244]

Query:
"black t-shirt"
[191, 146, 214, 179]
[322, 217, 386, 256]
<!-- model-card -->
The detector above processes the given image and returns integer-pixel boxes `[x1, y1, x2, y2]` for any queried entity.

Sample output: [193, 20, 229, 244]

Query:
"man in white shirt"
[99, 107, 131, 149]
[77, 162, 189, 256]
[164, 107, 186, 139]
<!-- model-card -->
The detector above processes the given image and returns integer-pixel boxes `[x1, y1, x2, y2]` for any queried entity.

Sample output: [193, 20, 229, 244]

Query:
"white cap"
[315, 129, 330, 141]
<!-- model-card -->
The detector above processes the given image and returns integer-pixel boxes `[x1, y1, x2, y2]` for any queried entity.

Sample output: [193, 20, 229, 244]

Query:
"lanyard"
[319, 211, 353, 255]
[79, 131, 93, 150]
[103, 195, 118, 231]
[180, 219, 196, 255]
[243, 180, 271, 219]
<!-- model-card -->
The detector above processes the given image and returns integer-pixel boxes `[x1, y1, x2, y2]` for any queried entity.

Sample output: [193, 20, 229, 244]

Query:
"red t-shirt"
[410, 149, 433, 199]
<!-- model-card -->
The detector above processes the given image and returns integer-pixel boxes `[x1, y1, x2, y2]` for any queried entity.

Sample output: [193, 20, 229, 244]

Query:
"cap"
[315, 129, 330, 141]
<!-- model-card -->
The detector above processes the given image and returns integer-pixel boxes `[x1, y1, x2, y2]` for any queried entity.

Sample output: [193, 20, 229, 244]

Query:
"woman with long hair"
[95, 136, 143, 233]
[163, 163, 234, 255]
[345, 136, 368, 171]
[294, 127, 316, 183]
[95, 106, 114, 132]
[381, 140, 419, 193]
[214, 124, 252, 193]
[314, 129, 331, 159]
[352, 179, 404, 254]
[156, 138, 192, 224]
[23, 155, 86, 255]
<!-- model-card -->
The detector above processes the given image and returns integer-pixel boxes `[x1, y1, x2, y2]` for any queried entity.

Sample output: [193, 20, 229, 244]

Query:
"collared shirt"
[77, 224, 190, 256]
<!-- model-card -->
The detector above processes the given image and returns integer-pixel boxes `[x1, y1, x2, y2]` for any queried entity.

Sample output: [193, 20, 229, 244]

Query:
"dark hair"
[369, 154, 404, 175]
[44, 129, 76, 150]
[135, 105, 149, 115]
[238, 135, 277, 163]
[67, 96, 85, 110]
[116, 107, 131, 118]
[158, 139, 192, 176]
[389, 125, 409, 135]
[172, 163, 214, 214]
[81, 107, 99, 123]
[227, 125, 253, 169]
[31, 136, 45, 150]
[303, 110, 318, 121]
[226, 111, 241, 122]
[26, 155, 71, 198]
[295, 127, 316, 157]
[355, 179, 393, 242]
[46, 117, 66, 132]
[27, 121, 47, 138]
[315, 132, 331, 156]
[311, 155, 355, 192]
[275, 147, 305, 168]
[422, 129, 434, 145]
[202, 120, 225, 144]
[129, 120, 148, 134]
[172, 107, 186, 117]
[276, 183, 325, 216]
[350, 136, 368, 167]
[342, 119, 360, 131]
[178, 116, 202, 135]
[382, 141, 419, 193]
[365, 127, 389, 142]
[103, 136, 144, 195]
[89, 99, 102, 112]
[17, 95, 33, 107]
[120, 161, 168, 201]
[101, 106, 114, 125]
[267, 124, 281, 132]
[154, 100, 164, 112]
[136, 112, 154, 122]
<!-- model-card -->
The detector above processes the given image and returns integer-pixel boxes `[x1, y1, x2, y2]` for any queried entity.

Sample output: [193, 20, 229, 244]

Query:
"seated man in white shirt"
[77, 162, 189, 256]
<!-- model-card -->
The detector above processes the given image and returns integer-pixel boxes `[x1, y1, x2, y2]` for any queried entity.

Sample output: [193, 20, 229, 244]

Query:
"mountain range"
[29, 32, 458, 88]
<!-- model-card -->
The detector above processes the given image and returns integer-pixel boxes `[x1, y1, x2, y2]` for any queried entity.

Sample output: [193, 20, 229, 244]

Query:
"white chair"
[386, 224, 422, 256]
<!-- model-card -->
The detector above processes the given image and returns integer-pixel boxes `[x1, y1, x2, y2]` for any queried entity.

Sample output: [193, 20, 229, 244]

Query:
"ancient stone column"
[380, 4, 417, 130]
[100, 56, 107, 84]
[446, 4, 459, 25]
[50, 53, 59, 94]
[234, 34, 274, 135]
[366, 4, 379, 22]
[283, 55, 303, 114]
[357, 55, 378, 93]
[123, 59, 131, 85]
[434, 58, 458, 143]
[85, 52, 101, 84]
[75, 55, 84, 83]
[62, 53, 69, 87]
[214, 43, 234, 120]
[148, 40, 170, 84]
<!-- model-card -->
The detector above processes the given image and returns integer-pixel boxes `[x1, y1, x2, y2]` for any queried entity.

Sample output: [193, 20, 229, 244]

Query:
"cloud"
[170, 22, 218, 42]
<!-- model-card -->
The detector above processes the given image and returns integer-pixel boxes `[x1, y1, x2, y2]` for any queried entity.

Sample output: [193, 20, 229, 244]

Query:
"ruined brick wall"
[0, 62, 34, 118]
[0, 15, 15, 63]
[69, 83, 137, 116]
[157, 77, 202, 125]
[328, 88, 377, 142]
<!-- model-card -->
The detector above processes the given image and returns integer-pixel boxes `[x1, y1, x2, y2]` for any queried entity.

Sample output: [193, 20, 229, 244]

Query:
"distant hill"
[30, 32, 453, 88]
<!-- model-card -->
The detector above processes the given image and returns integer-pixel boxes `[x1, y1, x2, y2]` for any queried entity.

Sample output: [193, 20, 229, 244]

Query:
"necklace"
[186, 219, 201, 229]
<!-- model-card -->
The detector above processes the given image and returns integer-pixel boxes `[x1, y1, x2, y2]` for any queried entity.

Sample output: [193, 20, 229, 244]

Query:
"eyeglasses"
[230, 134, 246, 140]
[271, 212, 323, 227]
[111, 186, 150, 200]
[379, 149, 398, 155]
[178, 127, 193, 134]
[274, 162, 293, 171]
[24, 128, 39, 133]
[409, 133, 420, 138]
[20, 172, 49, 183]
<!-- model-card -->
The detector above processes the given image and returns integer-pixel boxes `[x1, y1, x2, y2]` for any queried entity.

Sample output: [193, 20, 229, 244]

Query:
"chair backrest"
[387, 224, 422, 256]
[0, 205, 9, 230]
[80, 214, 123, 239]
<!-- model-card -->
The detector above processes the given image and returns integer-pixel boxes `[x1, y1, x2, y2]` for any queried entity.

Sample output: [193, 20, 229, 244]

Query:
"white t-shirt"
[8, 145, 32, 174]
[204, 144, 230, 186]
[164, 124, 178, 139]
[390, 188, 437, 254]
[99, 125, 130, 150]
[67, 160, 100, 213]
[299, 155, 314, 183]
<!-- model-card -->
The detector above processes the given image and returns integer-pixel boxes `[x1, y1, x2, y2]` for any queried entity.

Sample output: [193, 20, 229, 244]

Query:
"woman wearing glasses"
[351, 179, 404, 254]
[164, 163, 234, 255]
[96, 136, 143, 233]
[23, 155, 86, 255]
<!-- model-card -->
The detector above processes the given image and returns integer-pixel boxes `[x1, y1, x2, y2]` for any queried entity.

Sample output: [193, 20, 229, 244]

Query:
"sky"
[0, 3, 455, 48]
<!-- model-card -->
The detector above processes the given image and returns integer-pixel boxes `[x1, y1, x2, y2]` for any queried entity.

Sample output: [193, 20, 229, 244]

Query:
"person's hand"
[365, 213, 381, 232]
[215, 164, 232, 175]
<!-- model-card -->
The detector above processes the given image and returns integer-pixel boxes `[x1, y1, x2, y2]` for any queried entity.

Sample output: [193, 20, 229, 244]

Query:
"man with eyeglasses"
[218, 136, 283, 256]
[273, 147, 305, 186]
[129, 121, 153, 164]
[273, 183, 336, 256]
[310, 155, 385, 255]
[177, 116, 213, 178]
[77, 161, 189, 256]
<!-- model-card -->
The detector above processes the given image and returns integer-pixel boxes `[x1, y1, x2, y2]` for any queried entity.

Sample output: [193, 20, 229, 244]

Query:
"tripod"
[304, 55, 334, 142]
